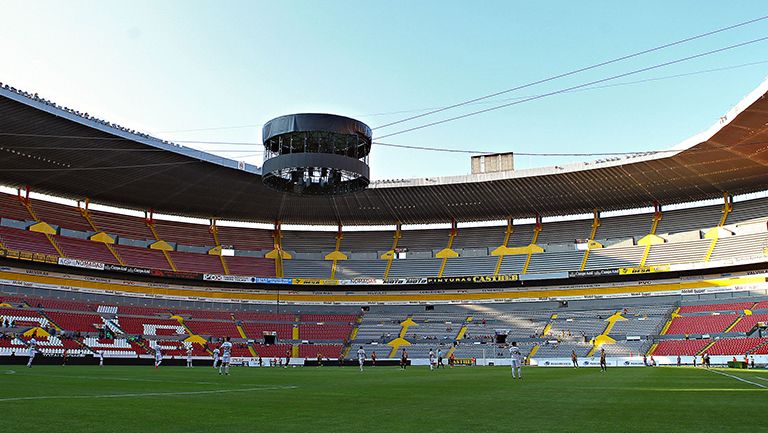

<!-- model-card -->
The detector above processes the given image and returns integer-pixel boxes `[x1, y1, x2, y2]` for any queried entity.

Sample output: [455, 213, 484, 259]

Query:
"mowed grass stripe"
[1, 366, 766, 433]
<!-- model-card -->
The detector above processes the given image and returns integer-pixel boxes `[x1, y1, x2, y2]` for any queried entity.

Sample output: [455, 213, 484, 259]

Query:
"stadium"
[2, 4, 768, 433]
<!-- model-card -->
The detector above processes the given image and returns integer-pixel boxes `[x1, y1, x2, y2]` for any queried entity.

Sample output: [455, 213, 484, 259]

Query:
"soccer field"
[1, 365, 766, 433]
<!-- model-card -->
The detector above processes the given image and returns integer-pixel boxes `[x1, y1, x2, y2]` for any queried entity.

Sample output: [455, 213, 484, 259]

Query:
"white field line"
[706, 369, 767, 388]
[0, 385, 297, 402]
[17, 372, 224, 385]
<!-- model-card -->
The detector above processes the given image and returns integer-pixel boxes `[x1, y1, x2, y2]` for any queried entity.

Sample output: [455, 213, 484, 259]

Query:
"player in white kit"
[186, 346, 193, 368]
[26, 338, 37, 368]
[212, 347, 220, 368]
[154, 346, 163, 368]
[508, 342, 522, 379]
[357, 346, 366, 372]
[219, 336, 233, 375]
[99, 351, 104, 367]
[429, 349, 436, 371]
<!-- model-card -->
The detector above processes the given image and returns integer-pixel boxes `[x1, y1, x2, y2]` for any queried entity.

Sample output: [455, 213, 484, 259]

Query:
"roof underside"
[1, 81, 768, 225]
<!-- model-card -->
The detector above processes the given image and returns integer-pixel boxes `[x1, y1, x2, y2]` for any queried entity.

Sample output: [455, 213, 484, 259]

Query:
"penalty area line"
[0, 385, 298, 403]
[705, 369, 767, 389]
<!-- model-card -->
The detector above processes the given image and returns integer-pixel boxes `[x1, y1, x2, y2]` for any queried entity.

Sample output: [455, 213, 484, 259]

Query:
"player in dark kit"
[400, 348, 408, 370]
[599, 348, 607, 372]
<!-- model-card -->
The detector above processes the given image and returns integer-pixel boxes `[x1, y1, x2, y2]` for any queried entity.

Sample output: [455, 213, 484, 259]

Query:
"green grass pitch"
[1, 364, 766, 432]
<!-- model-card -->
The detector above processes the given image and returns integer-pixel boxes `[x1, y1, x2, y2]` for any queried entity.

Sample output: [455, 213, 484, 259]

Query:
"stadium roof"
[1, 79, 768, 225]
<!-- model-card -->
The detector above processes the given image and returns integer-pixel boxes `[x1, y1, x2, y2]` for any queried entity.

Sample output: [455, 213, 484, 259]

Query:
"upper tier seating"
[216, 225, 274, 251]
[1, 191, 767, 280]
[153, 220, 213, 248]
[0, 226, 59, 256]
[88, 209, 152, 241]
[709, 232, 768, 262]
[0, 193, 34, 222]
[226, 255, 275, 277]
[56, 236, 117, 264]
[114, 245, 170, 270]
[168, 250, 224, 274]
[583, 246, 644, 270]
[644, 239, 712, 266]
[31, 200, 92, 232]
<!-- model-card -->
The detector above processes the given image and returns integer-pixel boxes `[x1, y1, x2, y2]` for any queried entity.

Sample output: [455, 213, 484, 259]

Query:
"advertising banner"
[426, 274, 519, 284]
[58, 257, 105, 271]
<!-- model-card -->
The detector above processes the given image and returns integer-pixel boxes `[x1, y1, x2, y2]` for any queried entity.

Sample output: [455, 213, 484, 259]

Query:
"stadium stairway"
[637, 207, 663, 267]
[388, 316, 417, 358]
[697, 340, 717, 356]
[341, 316, 363, 359]
[208, 220, 230, 275]
[38, 310, 63, 333]
[702, 194, 733, 263]
[587, 311, 625, 356]
[19, 197, 66, 258]
[579, 210, 601, 271]
[233, 319, 258, 357]
[723, 316, 743, 333]
[78, 205, 126, 266]
[658, 307, 680, 335]
[146, 221, 178, 272]
[446, 316, 472, 357]
[381, 224, 402, 279]
[540, 314, 558, 337]
[492, 219, 513, 275]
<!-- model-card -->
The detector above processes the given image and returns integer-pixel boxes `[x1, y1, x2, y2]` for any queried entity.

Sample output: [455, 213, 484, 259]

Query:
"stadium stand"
[653, 339, 711, 356]
[665, 314, 739, 335]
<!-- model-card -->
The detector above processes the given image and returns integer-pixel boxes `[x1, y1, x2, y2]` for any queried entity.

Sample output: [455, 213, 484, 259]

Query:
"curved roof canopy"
[1, 79, 768, 225]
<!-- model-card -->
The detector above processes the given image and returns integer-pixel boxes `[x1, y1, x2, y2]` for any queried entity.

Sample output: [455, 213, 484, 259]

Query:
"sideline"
[0, 385, 298, 403]
[705, 368, 767, 388]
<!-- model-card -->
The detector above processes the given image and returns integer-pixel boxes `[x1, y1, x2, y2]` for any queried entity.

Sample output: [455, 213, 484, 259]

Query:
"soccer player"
[357, 346, 366, 372]
[219, 337, 232, 375]
[212, 347, 221, 368]
[316, 353, 323, 367]
[400, 347, 408, 370]
[437, 348, 444, 369]
[676, 355, 681, 367]
[571, 350, 579, 368]
[26, 337, 37, 368]
[599, 348, 607, 372]
[98, 351, 104, 367]
[186, 346, 193, 368]
[371, 351, 377, 367]
[154, 346, 163, 368]
[448, 352, 455, 368]
[428, 349, 436, 371]
[285, 349, 291, 369]
[508, 341, 522, 379]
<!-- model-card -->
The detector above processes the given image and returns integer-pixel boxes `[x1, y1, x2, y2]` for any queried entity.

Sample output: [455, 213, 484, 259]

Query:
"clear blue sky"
[2, 1, 768, 180]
